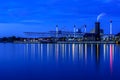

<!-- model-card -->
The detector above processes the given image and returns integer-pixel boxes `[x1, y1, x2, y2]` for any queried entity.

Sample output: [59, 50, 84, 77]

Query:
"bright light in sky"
[0, 0, 120, 37]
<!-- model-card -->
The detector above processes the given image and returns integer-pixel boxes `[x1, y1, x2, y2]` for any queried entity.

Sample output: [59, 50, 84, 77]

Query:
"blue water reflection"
[0, 43, 120, 80]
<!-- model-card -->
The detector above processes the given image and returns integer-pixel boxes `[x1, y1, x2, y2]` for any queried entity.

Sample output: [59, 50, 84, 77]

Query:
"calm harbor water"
[0, 43, 120, 80]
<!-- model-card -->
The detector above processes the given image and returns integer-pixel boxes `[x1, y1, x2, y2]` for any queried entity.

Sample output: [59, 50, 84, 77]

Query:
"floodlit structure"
[110, 20, 112, 35]
[24, 21, 115, 42]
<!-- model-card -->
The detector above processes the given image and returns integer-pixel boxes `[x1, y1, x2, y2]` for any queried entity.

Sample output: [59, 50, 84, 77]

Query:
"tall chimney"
[74, 25, 76, 37]
[95, 22, 101, 41]
[84, 25, 87, 33]
[95, 22, 100, 34]
[56, 25, 58, 37]
[110, 20, 112, 35]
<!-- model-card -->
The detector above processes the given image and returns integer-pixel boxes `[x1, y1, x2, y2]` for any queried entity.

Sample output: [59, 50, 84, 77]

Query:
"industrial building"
[23, 21, 117, 43]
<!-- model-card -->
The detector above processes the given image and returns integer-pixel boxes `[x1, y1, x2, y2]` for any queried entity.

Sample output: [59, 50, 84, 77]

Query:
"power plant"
[22, 13, 120, 44]
[23, 19, 118, 44]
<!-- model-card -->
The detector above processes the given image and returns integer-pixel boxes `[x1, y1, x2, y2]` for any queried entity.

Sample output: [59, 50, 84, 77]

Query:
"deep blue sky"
[0, 0, 120, 37]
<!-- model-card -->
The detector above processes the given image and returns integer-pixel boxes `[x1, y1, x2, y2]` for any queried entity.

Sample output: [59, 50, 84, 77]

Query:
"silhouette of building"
[95, 22, 101, 41]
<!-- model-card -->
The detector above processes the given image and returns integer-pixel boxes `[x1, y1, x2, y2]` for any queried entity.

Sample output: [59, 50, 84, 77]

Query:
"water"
[0, 43, 120, 80]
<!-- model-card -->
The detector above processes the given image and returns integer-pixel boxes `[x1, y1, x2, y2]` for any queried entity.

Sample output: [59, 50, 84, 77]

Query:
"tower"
[95, 22, 101, 41]
[56, 25, 58, 38]
[84, 25, 87, 33]
[110, 20, 112, 35]
[74, 25, 76, 37]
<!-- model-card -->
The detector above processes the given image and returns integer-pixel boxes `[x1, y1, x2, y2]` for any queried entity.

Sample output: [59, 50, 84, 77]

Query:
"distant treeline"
[0, 36, 25, 42]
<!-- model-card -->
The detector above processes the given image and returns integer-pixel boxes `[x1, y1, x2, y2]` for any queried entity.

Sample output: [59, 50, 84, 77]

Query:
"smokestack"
[110, 20, 112, 35]
[56, 25, 58, 32]
[74, 25, 76, 37]
[74, 25, 76, 33]
[84, 25, 87, 33]
[95, 22, 100, 34]
[56, 25, 58, 37]
[95, 22, 101, 41]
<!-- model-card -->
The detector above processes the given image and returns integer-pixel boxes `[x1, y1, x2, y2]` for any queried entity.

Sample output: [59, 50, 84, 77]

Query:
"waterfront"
[0, 43, 120, 80]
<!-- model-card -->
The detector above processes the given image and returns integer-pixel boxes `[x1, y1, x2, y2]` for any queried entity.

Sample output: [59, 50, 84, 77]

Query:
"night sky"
[0, 0, 120, 37]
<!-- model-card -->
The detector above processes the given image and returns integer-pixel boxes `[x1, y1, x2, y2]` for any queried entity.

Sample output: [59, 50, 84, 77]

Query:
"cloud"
[0, 0, 120, 24]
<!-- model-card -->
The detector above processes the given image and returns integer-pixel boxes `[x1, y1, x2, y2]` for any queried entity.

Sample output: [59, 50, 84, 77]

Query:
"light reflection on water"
[3, 43, 120, 80]
[110, 44, 114, 73]
[24, 43, 116, 69]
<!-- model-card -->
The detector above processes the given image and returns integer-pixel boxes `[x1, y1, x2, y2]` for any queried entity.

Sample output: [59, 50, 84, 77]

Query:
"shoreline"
[11, 41, 120, 44]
